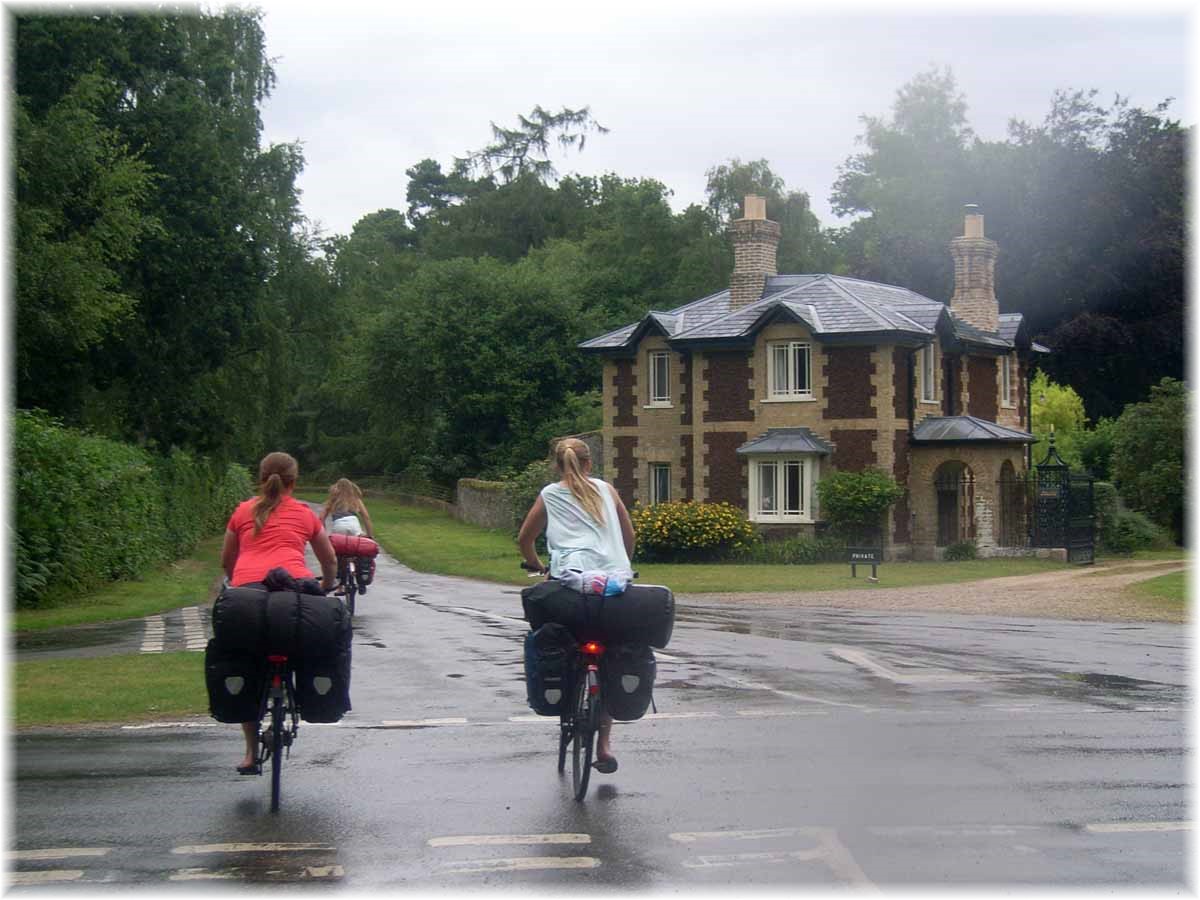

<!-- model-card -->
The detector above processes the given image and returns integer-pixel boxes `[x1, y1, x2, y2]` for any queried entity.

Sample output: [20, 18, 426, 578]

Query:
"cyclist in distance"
[517, 437, 635, 774]
[222, 451, 337, 773]
[320, 478, 374, 539]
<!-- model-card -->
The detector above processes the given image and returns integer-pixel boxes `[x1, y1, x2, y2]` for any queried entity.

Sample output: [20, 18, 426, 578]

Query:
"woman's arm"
[517, 494, 548, 571]
[609, 484, 636, 560]
[312, 530, 338, 592]
[221, 529, 239, 581]
[359, 502, 374, 538]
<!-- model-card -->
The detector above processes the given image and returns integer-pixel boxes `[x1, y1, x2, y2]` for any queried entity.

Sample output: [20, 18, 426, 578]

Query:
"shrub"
[630, 501, 757, 562]
[14, 410, 252, 608]
[728, 533, 844, 564]
[943, 541, 978, 561]
[815, 469, 905, 542]
[501, 459, 554, 533]
[1100, 508, 1172, 555]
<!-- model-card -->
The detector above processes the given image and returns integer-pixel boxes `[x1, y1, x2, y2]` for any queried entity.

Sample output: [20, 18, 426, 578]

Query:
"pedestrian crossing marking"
[440, 856, 599, 873]
[171, 842, 336, 854]
[9, 870, 85, 885]
[7, 847, 110, 861]
[1085, 821, 1192, 833]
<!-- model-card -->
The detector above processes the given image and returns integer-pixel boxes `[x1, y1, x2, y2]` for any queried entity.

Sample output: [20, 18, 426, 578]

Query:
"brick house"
[579, 196, 1047, 560]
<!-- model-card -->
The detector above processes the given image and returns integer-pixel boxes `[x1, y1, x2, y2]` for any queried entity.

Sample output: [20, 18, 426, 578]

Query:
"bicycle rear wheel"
[270, 694, 284, 812]
[571, 675, 595, 801]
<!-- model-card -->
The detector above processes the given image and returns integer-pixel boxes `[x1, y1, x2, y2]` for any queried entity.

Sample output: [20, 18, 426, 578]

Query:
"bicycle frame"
[256, 655, 298, 813]
[559, 639, 605, 801]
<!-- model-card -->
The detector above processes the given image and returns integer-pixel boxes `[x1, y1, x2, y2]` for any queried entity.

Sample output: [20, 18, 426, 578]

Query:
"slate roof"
[735, 427, 834, 456]
[579, 273, 1044, 354]
[911, 416, 1035, 443]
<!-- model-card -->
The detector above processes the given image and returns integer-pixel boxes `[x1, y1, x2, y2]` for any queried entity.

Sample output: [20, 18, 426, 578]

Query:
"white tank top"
[540, 478, 631, 578]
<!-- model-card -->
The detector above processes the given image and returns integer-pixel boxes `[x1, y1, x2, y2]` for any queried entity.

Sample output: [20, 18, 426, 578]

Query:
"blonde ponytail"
[556, 438, 604, 525]
[253, 451, 299, 534]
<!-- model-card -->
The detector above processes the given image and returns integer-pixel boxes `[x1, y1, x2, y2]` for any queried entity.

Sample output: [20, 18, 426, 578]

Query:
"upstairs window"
[648, 351, 671, 406]
[1001, 354, 1014, 407]
[921, 345, 937, 402]
[649, 463, 670, 504]
[767, 341, 812, 399]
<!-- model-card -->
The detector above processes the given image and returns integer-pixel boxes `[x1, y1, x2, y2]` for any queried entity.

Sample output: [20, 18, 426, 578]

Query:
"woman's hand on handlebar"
[520, 560, 548, 577]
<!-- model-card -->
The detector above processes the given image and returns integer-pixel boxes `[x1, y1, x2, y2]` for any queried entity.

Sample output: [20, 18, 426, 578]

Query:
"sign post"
[847, 546, 881, 580]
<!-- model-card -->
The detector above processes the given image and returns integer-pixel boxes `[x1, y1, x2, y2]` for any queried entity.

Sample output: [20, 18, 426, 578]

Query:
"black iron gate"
[1030, 435, 1094, 564]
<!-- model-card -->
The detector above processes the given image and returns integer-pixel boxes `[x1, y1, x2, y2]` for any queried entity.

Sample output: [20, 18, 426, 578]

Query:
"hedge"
[15, 410, 252, 608]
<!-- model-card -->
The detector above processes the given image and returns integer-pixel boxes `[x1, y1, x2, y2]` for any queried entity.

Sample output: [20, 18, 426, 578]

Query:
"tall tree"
[455, 104, 608, 184]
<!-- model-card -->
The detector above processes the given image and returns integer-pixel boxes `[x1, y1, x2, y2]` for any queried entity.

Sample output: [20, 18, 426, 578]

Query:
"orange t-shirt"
[227, 495, 324, 586]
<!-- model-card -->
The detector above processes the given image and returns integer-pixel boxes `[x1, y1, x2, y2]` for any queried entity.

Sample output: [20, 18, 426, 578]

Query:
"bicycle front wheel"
[270, 694, 284, 812]
[571, 675, 595, 801]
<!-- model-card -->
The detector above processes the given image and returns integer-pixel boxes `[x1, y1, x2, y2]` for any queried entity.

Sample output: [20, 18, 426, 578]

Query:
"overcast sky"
[257, 1, 1191, 240]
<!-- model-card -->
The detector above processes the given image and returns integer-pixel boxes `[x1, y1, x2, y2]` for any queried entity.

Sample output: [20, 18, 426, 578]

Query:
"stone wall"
[454, 478, 514, 529]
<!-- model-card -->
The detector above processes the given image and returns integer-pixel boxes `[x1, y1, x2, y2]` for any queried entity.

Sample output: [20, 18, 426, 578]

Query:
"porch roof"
[912, 416, 1036, 443]
[735, 427, 834, 456]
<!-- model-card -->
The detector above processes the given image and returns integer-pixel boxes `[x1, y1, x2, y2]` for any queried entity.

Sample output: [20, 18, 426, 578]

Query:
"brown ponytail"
[555, 438, 604, 525]
[253, 451, 299, 534]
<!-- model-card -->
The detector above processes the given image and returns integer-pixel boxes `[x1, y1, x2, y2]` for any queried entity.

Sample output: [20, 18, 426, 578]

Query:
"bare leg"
[239, 722, 258, 769]
[595, 712, 615, 761]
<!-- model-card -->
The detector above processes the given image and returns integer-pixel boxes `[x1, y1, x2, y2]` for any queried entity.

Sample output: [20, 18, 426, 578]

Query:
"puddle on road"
[1059, 672, 1170, 691]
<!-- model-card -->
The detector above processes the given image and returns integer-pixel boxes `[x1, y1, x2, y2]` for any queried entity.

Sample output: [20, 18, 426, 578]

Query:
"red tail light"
[582, 641, 604, 655]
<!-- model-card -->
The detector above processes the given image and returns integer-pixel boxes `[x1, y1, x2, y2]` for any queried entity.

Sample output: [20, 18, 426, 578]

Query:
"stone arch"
[934, 460, 976, 546]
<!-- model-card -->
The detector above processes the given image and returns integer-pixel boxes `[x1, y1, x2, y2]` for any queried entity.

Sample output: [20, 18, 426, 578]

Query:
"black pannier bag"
[204, 638, 265, 723]
[212, 588, 350, 658]
[523, 622, 576, 716]
[294, 648, 352, 723]
[521, 581, 675, 649]
[601, 643, 656, 721]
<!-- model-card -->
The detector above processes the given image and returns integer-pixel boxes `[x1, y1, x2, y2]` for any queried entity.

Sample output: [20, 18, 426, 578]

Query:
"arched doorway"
[934, 461, 975, 546]
[995, 459, 1026, 548]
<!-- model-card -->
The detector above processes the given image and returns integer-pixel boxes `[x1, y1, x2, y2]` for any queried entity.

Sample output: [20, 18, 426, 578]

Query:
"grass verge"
[1130, 570, 1188, 606]
[13, 652, 207, 727]
[13, 536, 224, 633]
[313, 493, 1070, 593]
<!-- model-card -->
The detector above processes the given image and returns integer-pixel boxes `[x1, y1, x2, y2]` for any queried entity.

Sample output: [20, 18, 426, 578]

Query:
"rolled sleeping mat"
[329, 533, 379, 558]
[212, 588, 350, 659]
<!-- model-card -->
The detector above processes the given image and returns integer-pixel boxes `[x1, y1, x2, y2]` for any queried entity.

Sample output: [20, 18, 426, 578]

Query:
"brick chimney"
[949, 203, 999, 332]
[730, 194, 781, 309]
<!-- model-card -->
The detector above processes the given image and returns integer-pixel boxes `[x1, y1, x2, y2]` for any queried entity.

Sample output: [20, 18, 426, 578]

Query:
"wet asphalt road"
[11, 548, 1189, 890]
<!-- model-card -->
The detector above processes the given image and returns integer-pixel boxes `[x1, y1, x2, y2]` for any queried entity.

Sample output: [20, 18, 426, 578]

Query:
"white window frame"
[647, 351, 672, 407]
[920, 344, 937, 403]
[649, 463, 671, 504]
[765, 341, 813, 401]
[1000, 354, 1014, 408]
[748, 455, 819, 523]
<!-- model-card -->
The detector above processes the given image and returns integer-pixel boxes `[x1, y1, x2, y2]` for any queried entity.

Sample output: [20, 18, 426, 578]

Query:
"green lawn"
[1131, 570, 1188, 606]
[14, 536, 224, 633]
[13, 652, 207, 727]
[318, 494, 1069, 593]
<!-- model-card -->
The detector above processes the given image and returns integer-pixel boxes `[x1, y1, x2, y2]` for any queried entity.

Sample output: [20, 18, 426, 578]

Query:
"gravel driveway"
[681, 559, 1188, 623]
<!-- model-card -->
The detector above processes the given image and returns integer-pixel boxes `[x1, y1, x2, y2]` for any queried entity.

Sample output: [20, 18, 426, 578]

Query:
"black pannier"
[204, 639, 265, 723]
[294, 648, 352, 723]
[212, 588, 350, 658]
[521, 581, 675, 649]
[601, 643, 656, 722]
[523, 622, 576, 716]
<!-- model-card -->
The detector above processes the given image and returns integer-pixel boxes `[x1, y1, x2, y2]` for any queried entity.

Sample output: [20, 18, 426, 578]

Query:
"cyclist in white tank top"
[518, 438, 635, 774]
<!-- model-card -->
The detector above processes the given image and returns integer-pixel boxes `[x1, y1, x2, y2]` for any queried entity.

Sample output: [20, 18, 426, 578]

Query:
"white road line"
[671, 828, 813, 843]
[6, 848, 110, 861]
[447, 607, 526, 624]
[440, 856, 599, 873]
[653, 650, 681, 661]
[376, 718, 469, 728]
[828, 646, 984, 684]
[735, 709, 829, 718]
[171, 842, 336, 854]
[121, 721, 218, 730]
[168, 864, 344, 881]
[869, 825, 1047, 838]
[714, 672, 874, 711]
[508, 715, 559, 724]
[169, 868, 238, 881]
[304, 865, 344, 878]
[140, 614, 165, 653]
[429, 834, 590, 847]
[1085, 821, 1192, 833]
[9, 870, 85, 885]
[642, 711, 719, 720]
[682, 848, 827, 868]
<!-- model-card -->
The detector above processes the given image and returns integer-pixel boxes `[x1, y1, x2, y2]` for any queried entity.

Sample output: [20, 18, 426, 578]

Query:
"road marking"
[9, 870, 85, 885]
[168, 864, 343, 881]
[6, 848, 110, 861]
[447, 606, 526, 623]
[653, 650, 681, 661]
[671, 827, 812, 843]
[169, 868, 238, 881]
[1084, 821, 1192, 833]
[828, 646, 984, 684]
[440, 856, 599, 873]
[642, 711, 719, 720]
[171, 842, 336, 854]
[304, 865, 344, 878]
[869, 825, 1046, 838]
[376, 717, 469, 728]
[508, 715, 559, 723]
[121, 721, 219, 730]
[735, 709, 829, 718]
[182, 605, 207, 651]
[682, 848, 827, 867]
[714, 672, 874, 711]
[429, 834, 590, 847]
[140, 614, 165, 653]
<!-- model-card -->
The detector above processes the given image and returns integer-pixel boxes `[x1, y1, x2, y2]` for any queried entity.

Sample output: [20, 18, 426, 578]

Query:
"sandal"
[236, 762, 261, 776]
[592, 755, 618, 774]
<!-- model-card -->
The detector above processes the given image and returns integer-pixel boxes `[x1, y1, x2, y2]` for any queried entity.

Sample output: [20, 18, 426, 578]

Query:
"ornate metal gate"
[1031, 434, 1094, 564]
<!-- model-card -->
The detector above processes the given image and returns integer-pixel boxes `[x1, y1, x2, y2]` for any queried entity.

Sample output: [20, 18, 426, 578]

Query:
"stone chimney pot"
[949, 202, 999, 332]
[729, 195, 780, 309]
[963, 203, 985, 238]
[742, 194, 767, 221]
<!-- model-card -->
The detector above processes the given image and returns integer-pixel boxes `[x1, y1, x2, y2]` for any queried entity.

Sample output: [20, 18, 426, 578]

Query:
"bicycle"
[252, 653, 298, 813]
[329, 533, 378, 618]
[335, 554, 362, 617]
[521, 561, 616, 802]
